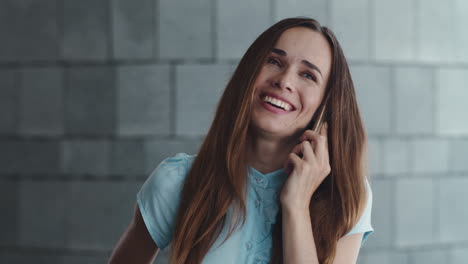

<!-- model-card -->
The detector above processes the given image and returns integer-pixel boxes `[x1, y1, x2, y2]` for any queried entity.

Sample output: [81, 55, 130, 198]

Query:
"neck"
[246, 130, 299, 174]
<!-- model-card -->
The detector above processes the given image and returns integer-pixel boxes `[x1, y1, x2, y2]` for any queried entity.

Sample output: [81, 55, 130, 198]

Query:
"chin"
[250, 118, 291, 136]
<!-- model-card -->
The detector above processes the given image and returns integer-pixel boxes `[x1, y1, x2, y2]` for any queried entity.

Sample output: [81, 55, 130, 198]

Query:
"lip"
[260, 100, 292, 114]
[259, 92, 297, 111]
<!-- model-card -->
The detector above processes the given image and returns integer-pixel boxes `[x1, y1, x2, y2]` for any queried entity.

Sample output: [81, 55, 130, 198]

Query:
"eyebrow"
[271, 48, 323, 78]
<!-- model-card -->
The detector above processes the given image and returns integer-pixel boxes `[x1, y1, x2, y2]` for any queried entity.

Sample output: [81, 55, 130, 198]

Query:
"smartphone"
[291, 94, 329, 163]
[308, 92, 330, 133]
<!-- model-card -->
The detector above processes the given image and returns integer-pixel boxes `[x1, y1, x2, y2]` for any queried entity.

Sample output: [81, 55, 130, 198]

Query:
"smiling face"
[250, 26, 333, 139]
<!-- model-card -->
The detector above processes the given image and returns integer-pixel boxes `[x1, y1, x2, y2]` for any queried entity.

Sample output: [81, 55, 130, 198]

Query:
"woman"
[109, 17, 373, 264]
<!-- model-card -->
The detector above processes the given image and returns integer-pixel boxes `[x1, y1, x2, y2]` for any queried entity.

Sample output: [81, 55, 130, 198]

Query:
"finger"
[300, 140, 315, 162]
[304, 122, 328, 141]
[288, 152, 303, 168]
[290, 140, 316, 162]
[301, 129, 321, 152]
[302, 128, 328, 163]
[290, 142, 303, 158]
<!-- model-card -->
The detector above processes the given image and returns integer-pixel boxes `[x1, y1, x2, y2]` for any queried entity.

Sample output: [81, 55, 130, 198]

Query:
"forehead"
[273, 27, 332, 78]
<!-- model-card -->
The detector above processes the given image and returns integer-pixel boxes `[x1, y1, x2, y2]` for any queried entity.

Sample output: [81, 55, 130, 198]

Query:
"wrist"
[281, 203, 310, 217]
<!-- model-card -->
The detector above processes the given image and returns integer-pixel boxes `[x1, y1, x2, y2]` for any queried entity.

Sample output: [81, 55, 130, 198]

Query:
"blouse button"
[245, 241, 253, 250]
[256, 177, 264, 184]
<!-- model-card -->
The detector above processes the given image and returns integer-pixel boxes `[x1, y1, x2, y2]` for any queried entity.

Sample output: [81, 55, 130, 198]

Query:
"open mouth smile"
[259, 93, 297, 114]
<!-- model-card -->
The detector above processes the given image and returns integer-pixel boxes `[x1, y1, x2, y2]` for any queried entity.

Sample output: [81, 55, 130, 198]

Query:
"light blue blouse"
[137, 153, 374, 264]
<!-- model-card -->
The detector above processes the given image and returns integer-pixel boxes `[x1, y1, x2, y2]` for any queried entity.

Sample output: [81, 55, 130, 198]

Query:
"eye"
[302, 72, 317, 82]
[267, 57, 281, 66]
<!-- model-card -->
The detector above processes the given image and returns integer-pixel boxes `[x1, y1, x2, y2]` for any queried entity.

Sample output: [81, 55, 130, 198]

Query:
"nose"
[272, 68, 294, 92]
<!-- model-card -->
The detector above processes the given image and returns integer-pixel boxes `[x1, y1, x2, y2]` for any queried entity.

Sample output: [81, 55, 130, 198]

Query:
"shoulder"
[136, 152, 197, 249]
[158, 152, 196, 167]
[144, 152, 197, 192]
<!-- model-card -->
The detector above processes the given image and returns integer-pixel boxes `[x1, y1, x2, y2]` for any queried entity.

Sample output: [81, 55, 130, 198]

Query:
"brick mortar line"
[369, 172, 468, 179]
[369, 134, 468, 140]
[349, 60, 468, 68]
[4, 59, 468, 69]
[392, 242, 468, 251]
[4, 241, 465, 256]
[1, 172, 467, 180]
[0, 246, 112, 256]
[0, 174, 149, 182]
[3, 134, 468, 141]
[358, 242, 467, 252]
[0, 60, 238, 72]
[0, 58, 228, 67]
[0, 134, 203, 141]
[365, 238, 468, 254]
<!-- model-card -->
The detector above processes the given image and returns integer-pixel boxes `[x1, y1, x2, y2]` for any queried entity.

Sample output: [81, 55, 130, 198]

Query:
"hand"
[280, 122, 331, 212]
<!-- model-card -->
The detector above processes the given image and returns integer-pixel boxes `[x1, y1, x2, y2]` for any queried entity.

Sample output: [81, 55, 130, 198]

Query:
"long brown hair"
[169, 17, 369, 264]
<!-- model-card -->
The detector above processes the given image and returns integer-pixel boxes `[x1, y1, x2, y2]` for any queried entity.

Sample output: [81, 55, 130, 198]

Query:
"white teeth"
[262, 95, 292, 111]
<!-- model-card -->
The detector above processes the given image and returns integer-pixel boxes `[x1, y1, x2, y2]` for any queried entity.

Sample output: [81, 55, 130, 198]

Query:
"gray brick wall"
[0, 0, 467, 263]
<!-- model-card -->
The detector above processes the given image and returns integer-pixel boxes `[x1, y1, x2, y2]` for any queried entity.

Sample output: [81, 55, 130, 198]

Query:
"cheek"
[300, 89, 319, 109]
[252, 78, 264, 95]
[254, 67, 274, 85]
[304, 107, 317, 120]
[302, 97, 321, 117]
[256, 74, 268, 87]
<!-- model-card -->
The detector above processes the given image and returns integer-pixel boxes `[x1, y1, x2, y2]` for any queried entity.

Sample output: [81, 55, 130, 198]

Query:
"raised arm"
[108, 203, 160, 264]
